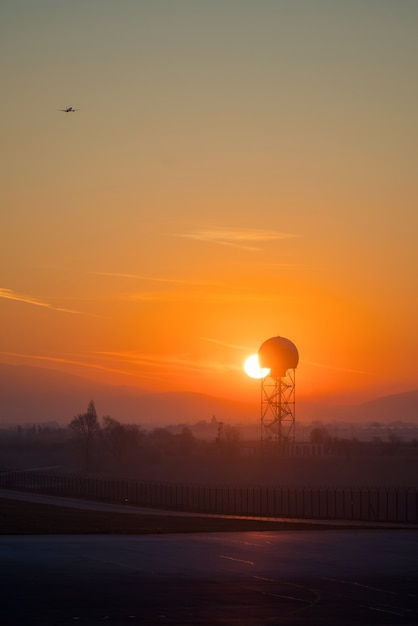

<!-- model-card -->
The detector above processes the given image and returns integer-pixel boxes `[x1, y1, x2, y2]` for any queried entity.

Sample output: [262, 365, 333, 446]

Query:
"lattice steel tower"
[258, 336, 299, 444]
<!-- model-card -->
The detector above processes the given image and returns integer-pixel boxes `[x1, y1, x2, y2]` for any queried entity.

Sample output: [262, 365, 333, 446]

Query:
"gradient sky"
[1, 0, 417, 406]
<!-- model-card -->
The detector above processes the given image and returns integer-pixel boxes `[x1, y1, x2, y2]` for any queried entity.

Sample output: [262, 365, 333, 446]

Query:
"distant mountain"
[0, 363, 255, 427]
[347, 389, 418, 423]
[0, 363, 416, 428]
[0, 363, 137, 424]
[297, 389, 418, 424]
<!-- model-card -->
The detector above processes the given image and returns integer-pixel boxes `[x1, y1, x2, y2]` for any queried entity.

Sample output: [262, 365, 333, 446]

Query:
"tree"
[223, 424, 240, 456]
[101, 416, 121, 455]
[309, 426, 330, 445]
[101, 416, 143, 469]
[69, 400, 99, 471]
[175, 426, 196, 456]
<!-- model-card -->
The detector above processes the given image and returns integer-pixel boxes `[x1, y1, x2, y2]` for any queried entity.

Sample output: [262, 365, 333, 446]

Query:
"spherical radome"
[258, 336, 299, 377]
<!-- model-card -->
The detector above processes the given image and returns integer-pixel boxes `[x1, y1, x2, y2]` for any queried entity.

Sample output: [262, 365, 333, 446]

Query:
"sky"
[1, 0, 417, 407]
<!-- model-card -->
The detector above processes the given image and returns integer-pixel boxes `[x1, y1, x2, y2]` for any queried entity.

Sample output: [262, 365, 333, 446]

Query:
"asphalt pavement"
[1, 489, 417, 624]
[0, 528, 417, 624]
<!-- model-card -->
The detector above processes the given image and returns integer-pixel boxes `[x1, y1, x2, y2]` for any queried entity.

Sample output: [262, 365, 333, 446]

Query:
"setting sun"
[244, 354, 270, 379]
[0, 2, 417, 422]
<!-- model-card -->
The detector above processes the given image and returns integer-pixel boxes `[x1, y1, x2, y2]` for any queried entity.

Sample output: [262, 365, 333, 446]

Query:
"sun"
[244, 353, 270, 379]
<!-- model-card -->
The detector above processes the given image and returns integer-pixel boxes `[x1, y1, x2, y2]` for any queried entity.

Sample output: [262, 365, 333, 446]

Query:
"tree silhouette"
[69, 400, 99, 471]
[223, 424, 240, 456]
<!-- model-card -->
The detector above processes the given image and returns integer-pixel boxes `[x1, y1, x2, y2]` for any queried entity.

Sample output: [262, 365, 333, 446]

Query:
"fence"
[1, 470, 417, 523]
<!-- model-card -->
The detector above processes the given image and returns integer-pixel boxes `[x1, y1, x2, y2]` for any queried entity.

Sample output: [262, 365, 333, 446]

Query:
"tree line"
[1, 401, 416, 476]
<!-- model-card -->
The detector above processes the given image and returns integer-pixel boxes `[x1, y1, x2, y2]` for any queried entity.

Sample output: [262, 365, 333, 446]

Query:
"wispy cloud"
[0, 288, 80, 314]
[90, 272, 221, 286]
[302, 359, 367, 375]
[202, 337, 254, 351]
[124, 292, 170, 302]
[0, 348, 240, 382]
[0, 352, 132, 375]
[96, 350, 203, 370]
[175, 228, 298, 251]
[96, 350, 237, 373]
[125, 290, 294, 304]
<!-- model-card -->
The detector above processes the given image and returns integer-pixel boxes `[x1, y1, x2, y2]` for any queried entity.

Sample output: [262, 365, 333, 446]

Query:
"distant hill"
[347, 389, 418, 423]
[0, 363, 416, 428]
[297, 389, 418, 424]
[0, 363, 255, 427]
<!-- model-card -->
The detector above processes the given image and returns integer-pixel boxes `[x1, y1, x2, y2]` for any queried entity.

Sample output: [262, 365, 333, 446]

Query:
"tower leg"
[261, 369, 296, 445]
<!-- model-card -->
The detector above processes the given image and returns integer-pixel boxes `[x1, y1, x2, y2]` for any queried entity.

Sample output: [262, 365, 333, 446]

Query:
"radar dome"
[258, 336, 299, 377]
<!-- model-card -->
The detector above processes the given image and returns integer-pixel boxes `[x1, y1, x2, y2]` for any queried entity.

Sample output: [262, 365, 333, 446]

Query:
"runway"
[0, 530, 417, 624]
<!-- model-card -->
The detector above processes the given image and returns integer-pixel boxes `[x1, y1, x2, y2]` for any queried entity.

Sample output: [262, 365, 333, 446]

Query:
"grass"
[0, 498, 356, 534]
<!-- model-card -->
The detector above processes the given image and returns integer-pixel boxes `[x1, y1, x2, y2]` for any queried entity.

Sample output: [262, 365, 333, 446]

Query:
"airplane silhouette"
[58, 107, 79, 113]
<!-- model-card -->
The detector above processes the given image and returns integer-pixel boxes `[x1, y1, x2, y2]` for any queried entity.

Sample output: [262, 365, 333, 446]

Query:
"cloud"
[0, 352, 131, 375]
[202, 337, 254, 351]
[0, 348, 240, 384]
[175, 228, 298, 251]
[97, 350, 202, 370]
[96, 350, 237, 374]
[125, 290, 294, 304]
[302, 359, 367, 375]
[124, 292, 170, 302]
[90, 272, 221, 286]
[0, 288, 80, 314]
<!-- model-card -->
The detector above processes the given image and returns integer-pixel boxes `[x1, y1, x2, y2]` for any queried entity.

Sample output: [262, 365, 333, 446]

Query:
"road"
[0, 530, 417, 625]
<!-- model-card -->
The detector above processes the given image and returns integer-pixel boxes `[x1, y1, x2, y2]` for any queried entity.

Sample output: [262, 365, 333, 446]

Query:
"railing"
[0, 470, 417, 523]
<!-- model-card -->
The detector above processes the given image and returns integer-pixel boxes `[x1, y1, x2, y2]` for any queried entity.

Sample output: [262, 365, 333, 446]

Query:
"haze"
[1, 1, 417, 418]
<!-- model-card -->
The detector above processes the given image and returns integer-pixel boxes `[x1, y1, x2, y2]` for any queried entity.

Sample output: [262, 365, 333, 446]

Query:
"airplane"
[58, 107, 79, 113]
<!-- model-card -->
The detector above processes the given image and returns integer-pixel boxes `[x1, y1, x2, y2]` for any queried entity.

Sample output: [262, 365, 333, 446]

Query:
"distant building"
[285, 442, 323, 457]
[239, 445, 256, 457]
[238, 440, 324, 457]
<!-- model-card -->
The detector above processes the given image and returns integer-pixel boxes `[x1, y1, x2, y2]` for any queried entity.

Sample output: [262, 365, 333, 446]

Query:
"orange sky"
[1, 2, 417, 408]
